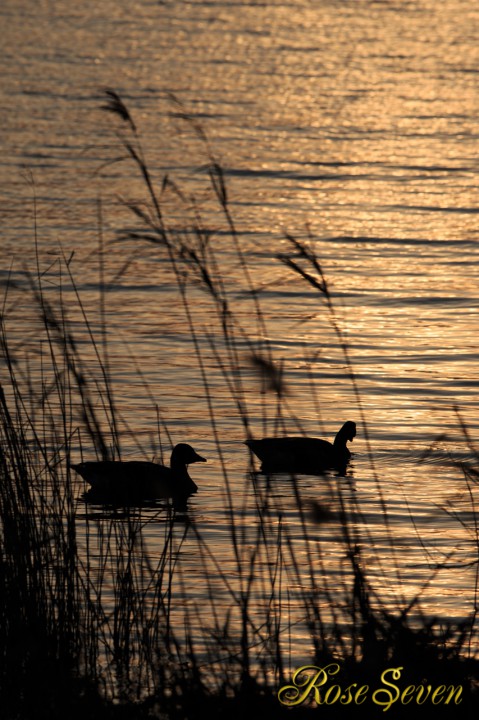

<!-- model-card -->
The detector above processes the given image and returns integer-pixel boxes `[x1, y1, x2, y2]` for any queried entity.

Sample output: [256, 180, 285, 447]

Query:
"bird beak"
[193, 453, 207, 463]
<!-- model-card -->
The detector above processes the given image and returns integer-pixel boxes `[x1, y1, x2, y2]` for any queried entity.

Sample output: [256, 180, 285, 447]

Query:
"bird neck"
[333, 431, 348, 450]
[170, 458, 190, 477]
[170, 459, 197, 494]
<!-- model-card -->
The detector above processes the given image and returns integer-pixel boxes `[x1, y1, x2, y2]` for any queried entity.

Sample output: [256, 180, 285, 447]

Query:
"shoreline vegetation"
[1, 93, 478, 718]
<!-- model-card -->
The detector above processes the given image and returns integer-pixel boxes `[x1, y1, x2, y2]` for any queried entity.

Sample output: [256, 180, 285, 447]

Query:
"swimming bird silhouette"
[246, 421, 356, 474]
[70, 443, 206, 504]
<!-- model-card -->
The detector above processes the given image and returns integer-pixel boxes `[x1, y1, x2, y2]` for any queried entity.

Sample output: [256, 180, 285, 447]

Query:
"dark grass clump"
[0, 373, 106, 719]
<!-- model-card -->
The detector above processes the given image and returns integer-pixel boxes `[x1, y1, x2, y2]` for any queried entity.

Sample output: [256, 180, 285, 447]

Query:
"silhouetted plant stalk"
[101, 91, 285, 680]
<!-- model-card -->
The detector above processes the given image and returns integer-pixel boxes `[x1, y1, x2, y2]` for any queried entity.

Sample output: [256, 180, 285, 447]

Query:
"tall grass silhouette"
[0, 92, 478, 719]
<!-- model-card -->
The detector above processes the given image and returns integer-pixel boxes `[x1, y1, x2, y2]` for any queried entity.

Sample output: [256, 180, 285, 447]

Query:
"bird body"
[246, 421, 356, 474]
[70, 443, 206, 503]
